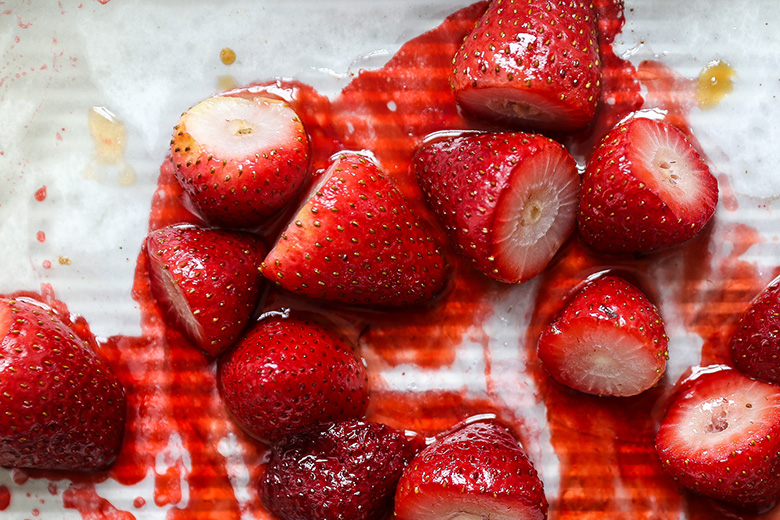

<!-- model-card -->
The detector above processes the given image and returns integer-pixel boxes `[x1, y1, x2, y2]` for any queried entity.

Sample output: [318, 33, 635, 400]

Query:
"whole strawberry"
[414, 131, 579, 283]
[394, 419, 547, 520]
[537, 275, 668, 397]
[730, 276, 780, 384]
[260, 419, 423, 520]
[145, 224, 266, 357]
[217, 316, 369, 444]
[656, 365, 780, 510]
[578, 117, 718, 253]
[450, 0, 602, 131]
[170, 94, 310, 228]
[0, 297, 126, 470]
[261, 152, 449, 306]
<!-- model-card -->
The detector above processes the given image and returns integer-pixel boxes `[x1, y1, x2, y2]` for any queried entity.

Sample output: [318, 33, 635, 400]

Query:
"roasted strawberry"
[145, 224, 266, 357]
[450, 0, 602, 132]
[578, 116, 718, 253]
[260, 419, 423, 520]
[537, 275, 668, 397]
[730, 276, 780, 384]
[217, 316, 369, 444]
[0, 297, 126, 471]
[261, 151, 448, 306]
[395, 419, 547, 520]
[656, 365, 780, 510]
[414, 131, 579, 283]
[170, 94, 310, 228]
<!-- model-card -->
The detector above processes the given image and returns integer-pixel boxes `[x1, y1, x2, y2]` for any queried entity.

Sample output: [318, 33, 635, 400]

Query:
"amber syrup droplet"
[697, 60, 736, 110]
[220, 47, 236, 65]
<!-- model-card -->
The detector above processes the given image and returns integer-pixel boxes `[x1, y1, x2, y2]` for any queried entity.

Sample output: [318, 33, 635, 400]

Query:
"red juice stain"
[42, 259, 51, 269]
[62, 483, 135, 520]
[34, 185, 47, 202]
[48, 482, 57, 495]
[0, 486, 9, 510]
[133, 497, 145, 509]
[36, 231, 45, 243]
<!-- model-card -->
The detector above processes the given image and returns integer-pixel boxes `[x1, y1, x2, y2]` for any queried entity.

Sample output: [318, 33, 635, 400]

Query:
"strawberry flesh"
[730, 276, 780, 384]
[0, 297, 126, 470]
[578, 117, 718, 253]
[217, 316, 369, 444]
[537, 275, 668, 396]
[260, 419, 423, 520]
[414, 131, 579, 283]
[262, 152, 449, 306]
[450, 0, 602, 131]
[656, 365, 780, 509]
[394, 420, 547, 520]
[145, 224, 266, 357]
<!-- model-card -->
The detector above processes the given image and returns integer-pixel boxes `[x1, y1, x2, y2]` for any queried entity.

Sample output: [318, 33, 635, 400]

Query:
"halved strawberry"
[145, 224, 266, 357]
[730, 276, 780, 384]
[261, 151, 449, 306]
[578, 116, 718, 253]
[655, 365, 780, 509]
[170, 94, 310, 228]
[450, 0, 602, 132]
[414, 131, 579, 283]
[536, 275, 668, 397]
[394, 419, 547, 520]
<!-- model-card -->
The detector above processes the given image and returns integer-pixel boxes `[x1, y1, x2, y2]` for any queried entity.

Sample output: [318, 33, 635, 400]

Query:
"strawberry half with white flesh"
[450, 0, 602, 132]
[145, 224, 266, 357]
[578, 117, 718, 253]
[261, 152, 448, 306]
[170, 94, 310, 228]
[730, 276, 780, 384]
[394, 420, 547, 520]
[536, 275, 668, 397]
[655, 365, 780, 510]
[414, 131, 579, 283]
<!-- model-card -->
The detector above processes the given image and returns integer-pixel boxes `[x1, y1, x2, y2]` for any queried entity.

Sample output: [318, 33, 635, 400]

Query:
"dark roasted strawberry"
[730, 276, 780, 384]
[450, 0, 602, 131]
[260, 419, 423, 520]
[217, 316, 369, 444]
[414, 131, 579, 283]
[261, 151, 449, 306]
[0, 297, 126, 470]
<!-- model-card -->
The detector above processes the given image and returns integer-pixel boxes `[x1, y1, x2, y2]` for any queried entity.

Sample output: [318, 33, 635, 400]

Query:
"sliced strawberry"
[261, 151, 449, 306]
[656, 365, 780, 509]
[170, 94, 310, 228]
[414, 131, 579, 283]
[145, 224, 266, 357]
[537, 275, 668, 397]
[260, 419, 424, 520]
[0, 297, 126, 470]
[578, 116, 718, 253]
[394, 419, 547, 520]
[217, 316, 369, 444]
[730, 276, 780, 384]
[450, 0, 602, 132]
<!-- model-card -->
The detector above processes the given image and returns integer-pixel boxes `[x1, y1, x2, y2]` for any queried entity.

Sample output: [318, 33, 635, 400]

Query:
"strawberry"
[450, 0, 602, 132]
[260, 419, 423, 520]
[536, 275, 668, 397]
[170, 94, 310, 228]
[394, 419, 547, 520]
[261, 151, 448, 306]
[730, 276, 780, 384]
[0, 297, 126, 470]
[655, 365, 780, 509]
[578, 116, 718, 253]
[414, 131, 579, 283]
[216, 316, 369, 444]
[145, 224, 266, 357]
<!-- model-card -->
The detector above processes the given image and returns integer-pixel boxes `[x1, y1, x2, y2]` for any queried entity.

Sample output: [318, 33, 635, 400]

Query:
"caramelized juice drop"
[697, 60, 736, 110]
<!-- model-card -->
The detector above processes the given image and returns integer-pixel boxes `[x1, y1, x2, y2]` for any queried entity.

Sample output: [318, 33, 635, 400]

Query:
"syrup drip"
[84, 106, 137, 186]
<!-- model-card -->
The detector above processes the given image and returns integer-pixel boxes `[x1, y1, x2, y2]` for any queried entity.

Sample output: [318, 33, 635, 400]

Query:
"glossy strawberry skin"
[0, 297, 126, 471]
[450, 0, 602, 131]
[260, 419, 423, 520]
[577, 117, 718, 253]
[414, 131, 579, 283]
[655, 366, 780, 509]
[217, 317, 369, 444]
[170, 95, 310, 228]
[394, 420, 547, 520]
[261, 152, 449, 306]
[730, 277, 780, 384]
[145, 224, 266, 357]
